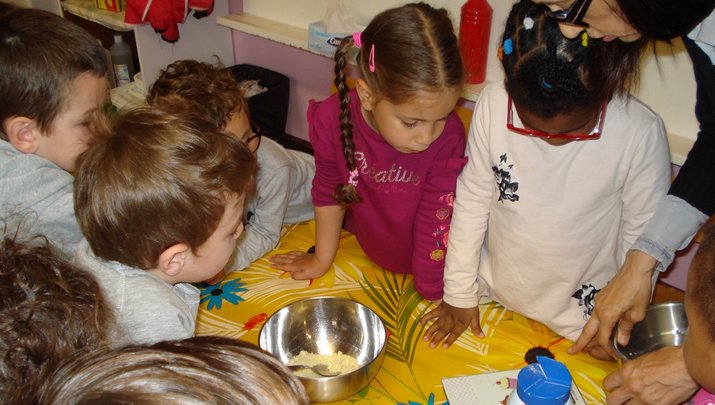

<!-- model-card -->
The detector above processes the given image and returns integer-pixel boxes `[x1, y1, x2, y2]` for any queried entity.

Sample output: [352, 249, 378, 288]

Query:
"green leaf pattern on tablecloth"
[196, 222, 617, 405]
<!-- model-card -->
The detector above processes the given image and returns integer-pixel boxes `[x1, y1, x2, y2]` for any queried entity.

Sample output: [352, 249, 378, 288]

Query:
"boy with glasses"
[147, 60, 315, 276]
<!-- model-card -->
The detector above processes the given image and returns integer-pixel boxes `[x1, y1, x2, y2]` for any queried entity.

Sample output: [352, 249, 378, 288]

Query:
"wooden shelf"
[61, 0, 133, 31]
[217, 13, 325, 56]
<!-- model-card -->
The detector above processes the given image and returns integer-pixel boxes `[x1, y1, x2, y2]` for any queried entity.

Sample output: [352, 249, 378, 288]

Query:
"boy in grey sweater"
[147, 60, 315, 276]
[73, 107, 257, 345]
[0, 5, 109, 258]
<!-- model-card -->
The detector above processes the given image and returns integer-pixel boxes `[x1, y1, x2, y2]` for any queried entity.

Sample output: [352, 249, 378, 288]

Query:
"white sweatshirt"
[443, 82, 671, 340]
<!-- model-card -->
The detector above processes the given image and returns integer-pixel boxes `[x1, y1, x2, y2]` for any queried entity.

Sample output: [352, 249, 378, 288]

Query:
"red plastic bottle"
[459, 0, 493, 84]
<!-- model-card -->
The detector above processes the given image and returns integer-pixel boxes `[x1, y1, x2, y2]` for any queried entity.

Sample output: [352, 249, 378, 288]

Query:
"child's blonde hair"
[36, 336, 310, 405]
[74, 107, 257, 269]
[331, 2, 463, 204]
[146, 59, 248, 132]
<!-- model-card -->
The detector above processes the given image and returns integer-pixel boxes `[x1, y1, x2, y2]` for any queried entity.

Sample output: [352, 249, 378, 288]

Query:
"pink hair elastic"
[348, 168, 359, 188]
[352, 31, 376, 73]
[352, 31, 363, 48]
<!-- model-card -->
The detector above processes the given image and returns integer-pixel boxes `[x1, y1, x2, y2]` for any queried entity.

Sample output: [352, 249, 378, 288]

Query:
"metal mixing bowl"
[614, 301, 688, 361]
[259, 297, 387, 402]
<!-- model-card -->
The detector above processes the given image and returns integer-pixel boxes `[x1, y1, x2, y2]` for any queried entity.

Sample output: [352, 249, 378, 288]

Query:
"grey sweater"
[0, 140, 82, 258]
[74, 239, 199, 345]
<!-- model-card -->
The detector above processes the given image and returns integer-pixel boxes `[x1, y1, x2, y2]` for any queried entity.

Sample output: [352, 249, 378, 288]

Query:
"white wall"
[135, 2, 234, 89]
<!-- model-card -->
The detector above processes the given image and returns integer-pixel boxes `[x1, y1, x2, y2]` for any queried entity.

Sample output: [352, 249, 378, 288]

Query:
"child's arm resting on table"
[410, 113, 467, 301]
[234, 166, 298, 271]
[270, 205, 345, 280]
[570, 113, 671, 358]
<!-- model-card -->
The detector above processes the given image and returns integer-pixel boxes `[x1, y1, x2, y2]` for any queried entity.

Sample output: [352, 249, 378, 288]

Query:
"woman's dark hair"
[331, 2, 463, 205]
[501, 0, 645, 119]
[616, 0, 715, 41]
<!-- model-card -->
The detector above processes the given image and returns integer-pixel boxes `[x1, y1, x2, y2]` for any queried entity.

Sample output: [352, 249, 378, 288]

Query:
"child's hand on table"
[419, 301, 484, 348]
[269, 251, 331, 280]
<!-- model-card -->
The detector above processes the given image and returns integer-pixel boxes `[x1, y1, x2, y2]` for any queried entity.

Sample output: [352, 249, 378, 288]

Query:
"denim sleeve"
[631, 195, 709, 271]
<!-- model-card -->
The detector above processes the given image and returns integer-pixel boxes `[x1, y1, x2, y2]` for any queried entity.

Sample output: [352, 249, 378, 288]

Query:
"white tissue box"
[307, 21, 350, 57]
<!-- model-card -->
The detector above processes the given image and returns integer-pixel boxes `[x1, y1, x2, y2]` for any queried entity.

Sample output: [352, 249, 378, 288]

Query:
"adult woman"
[531, 1, 714, 404]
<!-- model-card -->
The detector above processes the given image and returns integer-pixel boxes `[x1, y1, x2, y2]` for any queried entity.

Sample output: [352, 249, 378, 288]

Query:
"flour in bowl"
[288, 350, 359, 377]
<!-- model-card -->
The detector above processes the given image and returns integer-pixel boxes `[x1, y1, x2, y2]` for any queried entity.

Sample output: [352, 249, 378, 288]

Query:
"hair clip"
[348, 168, 359, 188]
[541, 77, 554, 89]
[352, 31, 375, 73]
[503, 39, 513, 55]
[523, 16, 534, 30]
[352, 32, 363, 48]
[581, 32, 588, 47]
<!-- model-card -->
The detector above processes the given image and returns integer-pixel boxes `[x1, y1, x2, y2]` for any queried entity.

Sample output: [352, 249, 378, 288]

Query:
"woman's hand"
[419, 301, 483, 348]
[569, 250, 657, 357]
[603, 346, 698, 405]
[270, 251, 331, 280]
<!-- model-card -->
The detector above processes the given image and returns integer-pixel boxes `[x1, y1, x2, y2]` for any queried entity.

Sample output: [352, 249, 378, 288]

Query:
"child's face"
[512, 102, 602, 146]
[35, 72, 109, 171]
[683, 282, 715, 392]
[363, 88, 461, 154]
[178, 194, 246, 283]
[225, 110, 260, 154]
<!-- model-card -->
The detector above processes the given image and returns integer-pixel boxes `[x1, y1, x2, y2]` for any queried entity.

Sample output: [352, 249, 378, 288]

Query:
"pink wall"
[662, 242, 697, 291]
[229, 31, 334, 140]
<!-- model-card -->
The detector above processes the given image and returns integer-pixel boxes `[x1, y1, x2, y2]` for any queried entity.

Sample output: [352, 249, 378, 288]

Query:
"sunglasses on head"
[545, 0, 593, 28]
[506, 97, 606, 141]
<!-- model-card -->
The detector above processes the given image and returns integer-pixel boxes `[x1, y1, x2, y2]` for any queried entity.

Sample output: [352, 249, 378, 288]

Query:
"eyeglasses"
[247, 118, 263, 152]
[545, 0, 593, 28]
[506, 97, 606, 141]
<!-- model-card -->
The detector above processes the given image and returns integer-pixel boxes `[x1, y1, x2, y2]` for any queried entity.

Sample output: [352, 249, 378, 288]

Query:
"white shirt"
[443, 82, 671, 340]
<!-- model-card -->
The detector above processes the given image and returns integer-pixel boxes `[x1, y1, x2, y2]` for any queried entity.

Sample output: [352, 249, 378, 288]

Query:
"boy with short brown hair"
[0, 5, 109, 258]
[73, 106, 257, 344]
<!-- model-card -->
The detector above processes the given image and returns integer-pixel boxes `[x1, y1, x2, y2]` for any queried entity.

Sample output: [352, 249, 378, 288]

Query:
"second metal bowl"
[614, 301, 688, 361]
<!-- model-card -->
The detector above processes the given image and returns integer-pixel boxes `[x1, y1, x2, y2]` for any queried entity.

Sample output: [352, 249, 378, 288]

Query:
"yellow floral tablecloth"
[196, 221, 617, 404]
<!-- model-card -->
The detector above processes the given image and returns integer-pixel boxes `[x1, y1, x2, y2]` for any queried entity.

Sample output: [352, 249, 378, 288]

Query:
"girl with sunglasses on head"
[532, 1, 714, 403]
[270, 3, 467, 302]
[420, 0, 670, 358]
